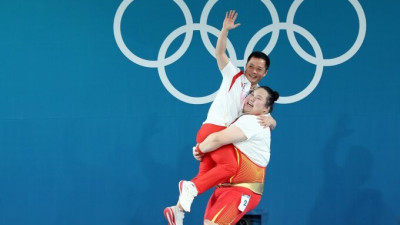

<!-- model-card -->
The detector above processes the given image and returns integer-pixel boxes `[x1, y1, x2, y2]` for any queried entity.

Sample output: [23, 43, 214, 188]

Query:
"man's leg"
[191, 124, 238, 195]
[192, 144, 237, 194]
[180, 147, 238, 212]
[191, 123, 224, 192]
[195, 124, 225, 143]
[176, 123, 228, 212]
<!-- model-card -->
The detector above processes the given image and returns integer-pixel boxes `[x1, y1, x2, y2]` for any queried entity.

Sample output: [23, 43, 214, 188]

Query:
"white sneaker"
[178, 180, 198, 212]
[163, 206, 184, 225]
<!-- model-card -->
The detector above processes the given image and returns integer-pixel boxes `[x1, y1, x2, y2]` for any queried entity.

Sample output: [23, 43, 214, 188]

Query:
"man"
[197, 86, 279, 225]
[215, 10, 269, 90]
[163, 10, 275, 225]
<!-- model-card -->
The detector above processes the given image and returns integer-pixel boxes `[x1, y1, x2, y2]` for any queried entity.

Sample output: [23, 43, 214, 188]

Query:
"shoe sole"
[163, 207, 176, 225]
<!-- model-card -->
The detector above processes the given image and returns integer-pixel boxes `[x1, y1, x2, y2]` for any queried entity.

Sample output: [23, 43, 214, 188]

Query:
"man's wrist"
[221, 28, 229, 34]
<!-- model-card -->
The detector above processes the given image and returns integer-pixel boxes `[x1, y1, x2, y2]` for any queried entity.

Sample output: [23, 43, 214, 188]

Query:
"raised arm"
[215, 10, 241, 70]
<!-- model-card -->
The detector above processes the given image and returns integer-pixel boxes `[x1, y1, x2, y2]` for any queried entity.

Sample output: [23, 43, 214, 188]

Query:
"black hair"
[247, 51, 270, 70]
[257, 86, 279, 113]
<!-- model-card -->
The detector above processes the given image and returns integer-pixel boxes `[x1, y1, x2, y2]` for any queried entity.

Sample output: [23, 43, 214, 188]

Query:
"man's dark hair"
[247, 51, 270, 70]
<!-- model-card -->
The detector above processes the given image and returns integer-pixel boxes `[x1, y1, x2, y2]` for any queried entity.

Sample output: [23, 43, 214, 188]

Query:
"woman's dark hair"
[258, 86, 279, 113]
[247, 51, 270, 70]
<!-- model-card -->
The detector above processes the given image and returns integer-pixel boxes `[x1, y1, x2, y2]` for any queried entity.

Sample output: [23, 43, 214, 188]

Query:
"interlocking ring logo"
[113, 0, 366, 104]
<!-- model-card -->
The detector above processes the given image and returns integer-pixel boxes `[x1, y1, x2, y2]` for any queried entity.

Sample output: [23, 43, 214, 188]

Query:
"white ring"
[113, 0, 367, 104]
[157, 24, 237, 104]
[286, 0, 366, 66]
[113, 0, 194, 68]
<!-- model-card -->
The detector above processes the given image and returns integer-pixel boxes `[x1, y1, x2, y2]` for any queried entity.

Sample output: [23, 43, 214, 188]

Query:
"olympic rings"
[113, 0, 366, 104]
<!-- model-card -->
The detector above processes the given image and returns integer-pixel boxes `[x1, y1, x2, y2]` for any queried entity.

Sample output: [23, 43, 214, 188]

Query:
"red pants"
[204, 186, 262, 225]
[191, 124, 238, 194]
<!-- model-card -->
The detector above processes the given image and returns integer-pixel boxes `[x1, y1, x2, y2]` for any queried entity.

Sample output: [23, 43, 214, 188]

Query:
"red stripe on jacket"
[228, 71, 244, 92]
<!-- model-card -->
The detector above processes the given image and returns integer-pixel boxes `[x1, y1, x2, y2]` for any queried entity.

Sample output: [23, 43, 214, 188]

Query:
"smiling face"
[242, 88, 270, 115]
[244, 57, 268, 87]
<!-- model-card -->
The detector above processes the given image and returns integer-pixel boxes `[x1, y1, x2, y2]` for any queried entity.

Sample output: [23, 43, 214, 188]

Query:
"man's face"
[242, 88, 270, 115]
[244, 57, 268, 86]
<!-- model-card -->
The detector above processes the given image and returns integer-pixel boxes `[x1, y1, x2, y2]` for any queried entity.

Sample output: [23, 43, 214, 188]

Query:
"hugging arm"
[197, 125, 246, 154]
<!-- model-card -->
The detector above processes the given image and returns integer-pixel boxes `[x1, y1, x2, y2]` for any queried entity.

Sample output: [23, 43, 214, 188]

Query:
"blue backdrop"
[1, 0, 399, 225]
